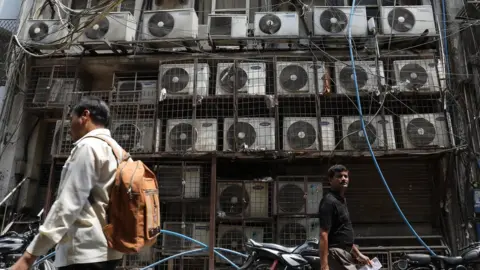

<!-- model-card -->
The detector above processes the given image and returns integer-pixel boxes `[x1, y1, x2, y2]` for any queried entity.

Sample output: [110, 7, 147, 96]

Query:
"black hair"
[71, 96, 110, 127]
[327, 164, 348, 179]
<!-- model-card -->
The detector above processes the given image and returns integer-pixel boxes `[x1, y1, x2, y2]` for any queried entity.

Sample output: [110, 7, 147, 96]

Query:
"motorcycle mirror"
[37, 209, 44, 218]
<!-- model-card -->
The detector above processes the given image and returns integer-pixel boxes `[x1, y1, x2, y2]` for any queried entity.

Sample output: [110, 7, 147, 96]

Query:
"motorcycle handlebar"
[459, 242, 480, 251]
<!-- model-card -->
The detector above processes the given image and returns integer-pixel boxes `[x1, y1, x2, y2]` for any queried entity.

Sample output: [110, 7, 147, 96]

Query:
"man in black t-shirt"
[318, 165, 372, 270]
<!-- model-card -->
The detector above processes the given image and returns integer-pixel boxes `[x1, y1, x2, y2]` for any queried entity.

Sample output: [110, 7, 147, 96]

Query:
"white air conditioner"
[207, 14, 248, 39]
[156, 165, 201, 198]
[254, 12, 301, 37]
[217, 225, 265, 263]
[159, 63, 209, 96]
[77, 12, 136, 44]
[313, 6, 368, 37]
[20, 20, 70, 49]
[276, 61, 326, 95]
[51, 120, 73, 156]
[341, 115, 396, 150]
[33, 78, 82, 105]
[142, 9, 198, 40]
[381, 5, 437, 36]
[393, 59, 440, 92]
[399, 113, 451, 149]
[165, 119, 218, 152]
[162, 222, 209, 254]
[334, 61, 386, 95]
[274, 178, 323, 215]
[216, 62, 266, 95]
[111, 119, 161, 153]
[217, 181, 269, 218]
[223, 118, 275, 151]
[278, 218, 320, 247]
[115, 80, 157, 104]
[283, 117, 335, 151]
[151, 0, 195, 10]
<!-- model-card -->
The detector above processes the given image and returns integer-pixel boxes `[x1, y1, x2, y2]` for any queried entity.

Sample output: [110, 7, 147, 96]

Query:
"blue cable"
[347, 2, 436, 256]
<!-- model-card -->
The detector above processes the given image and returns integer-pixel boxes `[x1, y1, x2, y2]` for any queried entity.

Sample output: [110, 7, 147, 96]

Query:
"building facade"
[0, 0, 478, 269]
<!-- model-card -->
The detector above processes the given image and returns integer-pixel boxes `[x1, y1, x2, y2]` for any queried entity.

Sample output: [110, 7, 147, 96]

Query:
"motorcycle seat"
[404, 254, 432, 265]
[434, 255, 463, 265]
[249, 239, 296, 253]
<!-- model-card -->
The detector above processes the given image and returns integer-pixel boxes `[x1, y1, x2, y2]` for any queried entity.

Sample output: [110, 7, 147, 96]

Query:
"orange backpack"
[90, 135, 161, 254]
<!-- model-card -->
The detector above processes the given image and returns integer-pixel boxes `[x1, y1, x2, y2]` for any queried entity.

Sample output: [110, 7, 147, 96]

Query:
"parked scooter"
[396, 242, 480, 270]
[240, 238, 321, 270]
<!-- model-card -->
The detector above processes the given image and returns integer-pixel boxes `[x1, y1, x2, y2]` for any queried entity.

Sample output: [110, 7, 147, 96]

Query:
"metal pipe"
[0, 177, 29, 208]
[208, 156, 217, 269]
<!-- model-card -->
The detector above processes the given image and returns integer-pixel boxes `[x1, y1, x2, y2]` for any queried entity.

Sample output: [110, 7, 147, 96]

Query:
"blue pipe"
[347, 1, 436, 256]
[31, 230, 248, 269]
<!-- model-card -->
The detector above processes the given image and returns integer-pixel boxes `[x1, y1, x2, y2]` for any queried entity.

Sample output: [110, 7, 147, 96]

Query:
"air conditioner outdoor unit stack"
[334, 61, 385, 95]
[165, 119, 218, 152]
[159, 63, 210, 96]
[223, 118, 275, 151]
[341, 115, 396, 151]
[283, 117, 335, 151]
[274, 177, 323, 215]
[276, 61, 326, 95]
[216, 62, 267, 95]
[313, 6, 368, 37]
[217, 181, 269, 218]
[399, 113, 451, 149]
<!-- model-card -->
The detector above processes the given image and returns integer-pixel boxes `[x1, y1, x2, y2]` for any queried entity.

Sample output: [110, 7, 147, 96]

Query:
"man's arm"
[318, 200, 334, 270]
[351, 244, 372, 266]
[25, 143, 103, 257]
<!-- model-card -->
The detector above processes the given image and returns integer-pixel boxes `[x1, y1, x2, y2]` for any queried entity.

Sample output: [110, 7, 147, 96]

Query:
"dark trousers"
[58, 259, 121, 270]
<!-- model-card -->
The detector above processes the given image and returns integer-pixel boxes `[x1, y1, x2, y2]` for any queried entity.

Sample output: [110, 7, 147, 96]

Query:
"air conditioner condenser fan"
[259, 14, 282, 34]
[85, 17, 110, 40]
[161, 68, 190, 93]
[28, 22, 50, 41]
[406, 118, 436, 147]
[387, 7, 416, 32]
[169, 123, 197, 151]
[279, 223, 306, 247]
[399, 63, 428, 90]
[113, 123, 141, 152]
[286, 121, 316, 150]
[148, 12, 175, 37]
[219, 66, 248, 93]
[320, 8, 348, 33]
[339, 65, 369, 91]
[279, 65, 309, 92]
[346, 120, 377, 149]
[278, 184, 306, 212]
[118, 81, 142, 102]
[227, 122, 257, 149]
[219, 185, 249, 216]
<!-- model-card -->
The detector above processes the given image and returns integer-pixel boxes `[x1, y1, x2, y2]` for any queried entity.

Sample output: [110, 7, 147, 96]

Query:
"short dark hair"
[71, 96, 110, 127]
[327, 164, 348, 179]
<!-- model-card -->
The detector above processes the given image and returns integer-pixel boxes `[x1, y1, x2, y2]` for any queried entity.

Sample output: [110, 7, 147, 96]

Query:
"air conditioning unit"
[334, 61, 386, 95]
[393, 59, 440, 92]
[165, 119, 218, 152]
[33, 78, 82, 106]
[223, 118, 275, 151]
[162, 222, 209, 254]
[283, 117, 335, 151]
[278, 218, 319, 247]
[217, 225, 264, 264]
[114, 80, 157, 104]
[207, 14, 248, 39]
[216, 62, 267, 95]
[313, 6, 368, 37]
[276, 61, 326, 95]
[274, 177, 323, 215]
[111, 119, 161, 153]
[156, 166, 201, 199]
[77, 12, 136, 45]
[51, 120, 73, 156]
[254, 12, 301, 37]
[20, 20, 70, 49]
[217, 181, 269, 218]
[341, 115, 396, 150]
[151, 0, 195, 10]
[399, 113, 451, 149]
[381, 5, 437, 36]
[141, 9, 198, 40]
[159, 63, 209, 96]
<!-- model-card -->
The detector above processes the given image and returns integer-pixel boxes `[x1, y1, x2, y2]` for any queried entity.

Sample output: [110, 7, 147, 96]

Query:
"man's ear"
[81, 109, 90, 119]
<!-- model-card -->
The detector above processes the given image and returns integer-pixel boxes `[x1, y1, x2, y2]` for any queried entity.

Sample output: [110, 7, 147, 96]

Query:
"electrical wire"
[347, 0, 436, 257]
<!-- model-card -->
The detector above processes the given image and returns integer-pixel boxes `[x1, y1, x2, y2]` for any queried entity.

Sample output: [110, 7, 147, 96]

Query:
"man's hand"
[356, 253, 372, 266]
[321, 263, 330, 270]
[10, 252, 37, 270]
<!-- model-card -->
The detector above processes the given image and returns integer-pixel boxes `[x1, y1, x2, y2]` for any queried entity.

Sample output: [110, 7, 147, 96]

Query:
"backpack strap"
[83, 135, 131, 163]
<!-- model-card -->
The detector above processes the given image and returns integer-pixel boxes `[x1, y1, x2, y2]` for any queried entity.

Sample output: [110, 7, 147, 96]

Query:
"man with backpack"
[12, 96, 160, 270]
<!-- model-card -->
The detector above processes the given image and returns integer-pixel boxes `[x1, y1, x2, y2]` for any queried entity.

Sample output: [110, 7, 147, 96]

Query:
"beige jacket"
[26, 128, 124, 267]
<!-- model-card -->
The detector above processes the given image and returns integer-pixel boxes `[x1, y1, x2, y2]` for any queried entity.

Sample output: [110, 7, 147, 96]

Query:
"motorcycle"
[396, 242, 480, 270]
[240, 238, 321, 270]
